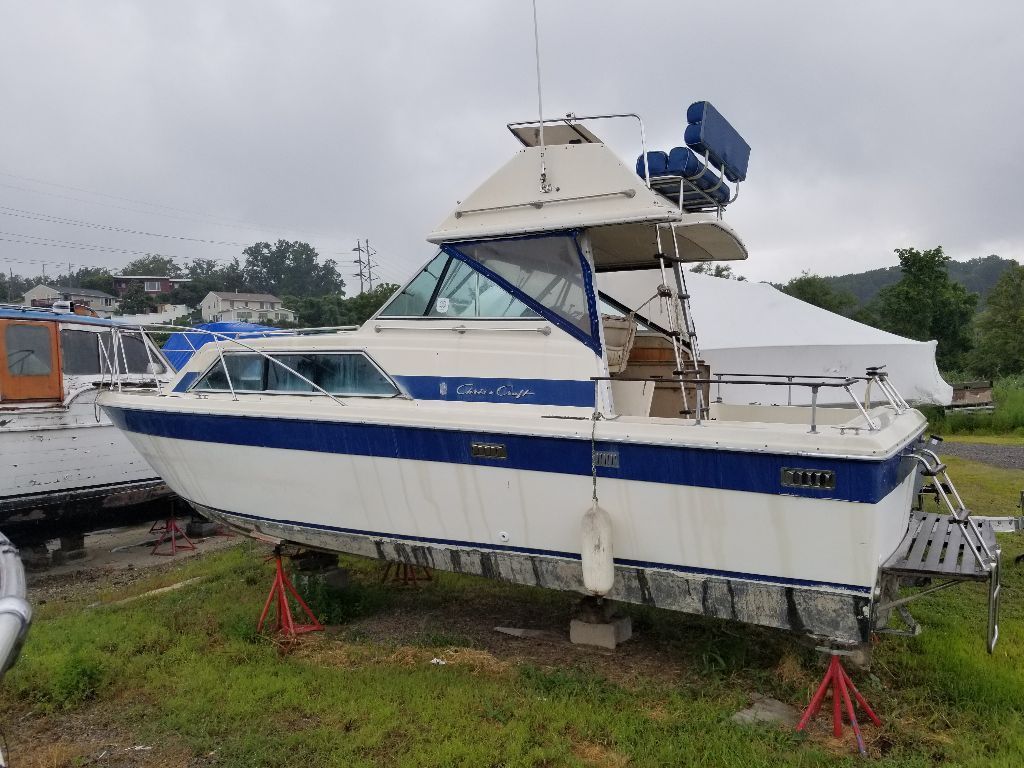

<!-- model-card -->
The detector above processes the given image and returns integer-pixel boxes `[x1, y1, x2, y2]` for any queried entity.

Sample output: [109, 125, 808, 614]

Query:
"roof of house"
[29, 284, 118, 299]
[112, 275, 190, 282]
[210, 291, 284, 303]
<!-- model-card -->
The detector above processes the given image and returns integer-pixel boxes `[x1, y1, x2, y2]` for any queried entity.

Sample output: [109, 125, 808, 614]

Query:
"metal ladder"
[878, 446, 1002, 652]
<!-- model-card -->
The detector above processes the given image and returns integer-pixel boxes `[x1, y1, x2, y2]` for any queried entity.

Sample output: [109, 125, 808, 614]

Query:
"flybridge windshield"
[378, 232, 600, 353]
[448, 235, 592, 334]
[378, 252, 538, 319]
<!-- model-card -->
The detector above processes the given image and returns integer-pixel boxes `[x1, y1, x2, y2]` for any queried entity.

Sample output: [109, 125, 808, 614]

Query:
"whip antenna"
[532, 0, 552, 193]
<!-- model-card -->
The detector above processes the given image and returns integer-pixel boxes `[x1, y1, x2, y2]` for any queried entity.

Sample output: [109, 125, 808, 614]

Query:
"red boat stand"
[151, 518, 196, 556]
[258, 552, 324, 637]
[796, 653, 882, 757]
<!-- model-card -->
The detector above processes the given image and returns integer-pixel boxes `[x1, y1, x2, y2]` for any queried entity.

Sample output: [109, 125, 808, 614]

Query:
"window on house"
[237, 311, 251, 320]
[193, 352, 398, 397]
[144, 281, 161, 292]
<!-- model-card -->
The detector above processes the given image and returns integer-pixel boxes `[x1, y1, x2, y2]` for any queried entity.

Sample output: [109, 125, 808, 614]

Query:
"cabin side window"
[98, 332, 167, 375]
[193, 352, 399, 397]
[61, 329, 101, 375]
[5, 324, 53, 376]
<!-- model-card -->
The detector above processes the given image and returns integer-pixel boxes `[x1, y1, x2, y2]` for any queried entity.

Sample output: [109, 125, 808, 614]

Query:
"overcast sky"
[1, 1, 1022, 289]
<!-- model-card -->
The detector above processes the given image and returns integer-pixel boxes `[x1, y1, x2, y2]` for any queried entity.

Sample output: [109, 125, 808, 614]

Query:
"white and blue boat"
[97, 106, 1001, 652]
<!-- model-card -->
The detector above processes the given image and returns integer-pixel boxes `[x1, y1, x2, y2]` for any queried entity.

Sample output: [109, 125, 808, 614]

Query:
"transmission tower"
[352, 239, 379, 292]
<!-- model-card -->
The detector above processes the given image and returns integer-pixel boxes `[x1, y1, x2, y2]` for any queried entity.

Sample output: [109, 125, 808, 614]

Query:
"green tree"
[971, 264, 1024, 376]
[285, 283, 399, 327]
[117, 285, 158, 315]
[690, 263, 746, 280]
[242, 240, 345, 297]
[779, 272, 858, 316]
[865, 246, 977, 369]
[120, 255, 182, 277]
[74, 267, 115, 295]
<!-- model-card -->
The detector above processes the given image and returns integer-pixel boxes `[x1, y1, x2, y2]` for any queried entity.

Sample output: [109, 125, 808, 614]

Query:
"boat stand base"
[258, 550, 324, 638]
[796, 653, 882, 757]
[150, 518, 196, 557]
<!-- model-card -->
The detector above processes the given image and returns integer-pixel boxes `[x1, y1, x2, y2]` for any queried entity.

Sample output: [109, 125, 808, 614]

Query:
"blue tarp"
[161, 322, 286, 371]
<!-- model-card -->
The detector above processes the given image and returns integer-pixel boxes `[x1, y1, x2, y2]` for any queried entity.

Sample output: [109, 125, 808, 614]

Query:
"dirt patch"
[572, 739, 631, 767]
[341, 591, 690, 688]
[5, 706, 200, 768]
[26, 522, 241, 608]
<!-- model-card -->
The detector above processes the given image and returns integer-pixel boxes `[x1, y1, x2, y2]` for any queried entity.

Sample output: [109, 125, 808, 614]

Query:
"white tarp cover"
[599, 270, 953, 406]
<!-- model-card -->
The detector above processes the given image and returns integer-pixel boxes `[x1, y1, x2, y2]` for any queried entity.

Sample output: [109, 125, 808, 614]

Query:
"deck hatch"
[781, 468, 836, 491]
[471, 442, 507, 460]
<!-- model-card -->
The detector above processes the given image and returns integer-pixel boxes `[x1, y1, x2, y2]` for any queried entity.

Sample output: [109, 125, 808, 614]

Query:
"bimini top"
[0, 305, 135, 328]
[427, 114, 749, 271]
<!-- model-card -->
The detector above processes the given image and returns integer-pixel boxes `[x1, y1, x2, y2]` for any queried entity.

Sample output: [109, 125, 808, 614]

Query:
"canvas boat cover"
[599, 270, 952, 406]
[161, 322, 286, 371]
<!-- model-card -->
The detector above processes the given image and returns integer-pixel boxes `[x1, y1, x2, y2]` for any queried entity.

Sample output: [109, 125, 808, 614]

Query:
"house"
[200, 291, 296, 324]
[22, 284, 119, 317]
[111, 275, 191, 297]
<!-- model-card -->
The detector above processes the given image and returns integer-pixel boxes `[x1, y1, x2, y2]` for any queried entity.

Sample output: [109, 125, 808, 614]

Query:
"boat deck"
[883, 512, 998, 580]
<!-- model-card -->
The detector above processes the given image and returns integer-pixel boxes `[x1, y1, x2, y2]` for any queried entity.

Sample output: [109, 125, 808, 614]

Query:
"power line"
[0, 168, 347, 239]
[0, 205, 248, 247]
[0, 178, 339, 241]
[0, 230, 184, 259]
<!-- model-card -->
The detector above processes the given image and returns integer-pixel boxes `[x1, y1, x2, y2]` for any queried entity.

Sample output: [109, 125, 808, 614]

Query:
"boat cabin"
[0, 307, 171, 407]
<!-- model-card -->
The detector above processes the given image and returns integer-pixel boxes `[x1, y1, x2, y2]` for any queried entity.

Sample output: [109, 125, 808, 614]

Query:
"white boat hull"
[103, 401, 922, 645]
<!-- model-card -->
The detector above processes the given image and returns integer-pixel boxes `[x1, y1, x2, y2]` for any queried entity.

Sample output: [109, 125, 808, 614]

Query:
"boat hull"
[0, 392, 169, 543]
[103, 403, 922, 645]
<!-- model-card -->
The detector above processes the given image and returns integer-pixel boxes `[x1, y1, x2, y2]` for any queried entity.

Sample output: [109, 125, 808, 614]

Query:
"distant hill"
[821, 255, 1017, 308]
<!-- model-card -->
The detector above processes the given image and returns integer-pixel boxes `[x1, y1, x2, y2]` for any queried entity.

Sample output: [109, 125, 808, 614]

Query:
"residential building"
[22, 284, 119, 317]
[200, 291, 296, 324]
[111, 275, 191, 297]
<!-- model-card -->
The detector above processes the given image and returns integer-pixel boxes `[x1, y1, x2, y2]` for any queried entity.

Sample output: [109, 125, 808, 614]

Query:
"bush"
[925, 375, 1024, 435]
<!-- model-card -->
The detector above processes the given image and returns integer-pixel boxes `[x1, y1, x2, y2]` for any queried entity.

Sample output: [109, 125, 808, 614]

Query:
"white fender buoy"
[581, 501, 615, 595]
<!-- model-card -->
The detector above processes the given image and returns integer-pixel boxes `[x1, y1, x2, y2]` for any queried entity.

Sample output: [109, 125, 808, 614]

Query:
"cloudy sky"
[1, 1, 1021, 289]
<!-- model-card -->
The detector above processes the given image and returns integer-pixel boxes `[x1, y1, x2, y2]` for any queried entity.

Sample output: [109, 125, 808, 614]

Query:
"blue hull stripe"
[105, 406, 912, 504]
[201, 504, 872, 594]
[394, 375, 595, 407]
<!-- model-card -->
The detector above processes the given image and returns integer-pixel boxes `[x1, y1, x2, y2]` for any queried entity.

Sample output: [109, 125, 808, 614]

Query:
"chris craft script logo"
[455, 382, 536, 400]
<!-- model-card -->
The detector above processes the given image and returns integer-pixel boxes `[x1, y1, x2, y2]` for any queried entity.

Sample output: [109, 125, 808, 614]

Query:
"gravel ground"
[938, 440, 1024, 471]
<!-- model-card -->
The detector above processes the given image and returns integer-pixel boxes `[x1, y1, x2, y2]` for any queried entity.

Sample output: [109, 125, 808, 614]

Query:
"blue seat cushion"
[684, 101, 750, 183]
[635, 150, 669, 178]
[667, 147, 730, 204]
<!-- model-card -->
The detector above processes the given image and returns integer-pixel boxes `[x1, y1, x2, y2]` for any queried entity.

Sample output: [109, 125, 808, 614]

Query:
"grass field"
[3, 457, 1023, 767]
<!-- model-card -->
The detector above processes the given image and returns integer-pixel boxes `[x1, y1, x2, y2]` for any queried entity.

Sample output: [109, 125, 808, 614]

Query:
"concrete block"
[569, 616, 632, 649]
[731, 694, 800, 727]
[186, 519, 220, 538]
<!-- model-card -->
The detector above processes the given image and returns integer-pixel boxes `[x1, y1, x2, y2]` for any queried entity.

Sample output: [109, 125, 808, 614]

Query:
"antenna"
[532, 0, 552, 194]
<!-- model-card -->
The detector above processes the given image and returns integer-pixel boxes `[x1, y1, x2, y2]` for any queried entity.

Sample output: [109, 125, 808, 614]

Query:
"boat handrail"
[506, 112, 652, 188]
[670, 367, 910, 415]
[104, 323, 350, 408]
[592, 372, 900, 433]
[373, 323, 552, 336]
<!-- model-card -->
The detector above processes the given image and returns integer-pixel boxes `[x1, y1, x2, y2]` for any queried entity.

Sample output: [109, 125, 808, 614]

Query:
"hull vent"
[593, 451, 620, 469]
[782, 468, 836, 490]
[471, 442, 507, 460]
